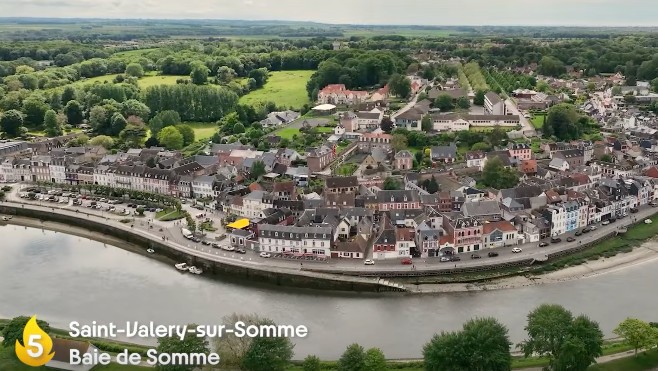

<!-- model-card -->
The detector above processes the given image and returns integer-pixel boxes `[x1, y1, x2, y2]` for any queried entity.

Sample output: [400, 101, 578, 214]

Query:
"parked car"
[650, 202, 658, 207]
[450, 256, 461, 262]
[630, 208, 639, 213]
[470, 254, 481, 259]
[259, 252, 271, 258]
[590, 226, 597, 231]
[566, 237, 576, 242]
[539, 242, 549, 247]
[575, 231, 582, 236]
[582, 227, 591, 233]
[201, 240, 211, 245]
[609, 218, 617, 223]
[440, 256, 451, 262]
[364, 259, 375, 265]
[602, 220, 610, 225]
[235, 248, 247, 254]
[487, 251, 499, 257]
[511, 247, 522, 253]
[551, 237, 562, 243]
[401, 258, 412, 265]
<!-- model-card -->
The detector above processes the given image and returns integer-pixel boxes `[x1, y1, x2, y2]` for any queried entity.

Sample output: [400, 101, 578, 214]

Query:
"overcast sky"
[1, 0, 657, 26]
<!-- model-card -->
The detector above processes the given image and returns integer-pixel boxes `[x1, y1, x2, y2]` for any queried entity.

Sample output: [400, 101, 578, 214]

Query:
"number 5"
[26, 335, 43, 358]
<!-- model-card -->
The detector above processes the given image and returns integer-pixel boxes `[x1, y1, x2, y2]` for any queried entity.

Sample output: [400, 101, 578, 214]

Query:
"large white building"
[258, 225, 333, 257]
[484, 92, 507, 115]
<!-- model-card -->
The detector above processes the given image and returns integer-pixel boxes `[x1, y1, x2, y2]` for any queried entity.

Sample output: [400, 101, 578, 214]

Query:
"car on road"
[440, 256, 451, 262]
[235, 248, 247, 254]
[566, 237, 576, 242]
[450, 256, 461, 262]
[487, 251, 499, 257]
[650, 202, 658, 207]
[221, 245, 235, 252]
[401, 258, 412, 265]
[551, 237, 562, 243]
[575, 231, 582, 236]
[582, 227, 591, 233]
[511, 247, 522, 253]
[364, 259, 375, 265]
[470, 254, 481, 259]
[630, 208, 639, 213]
[201, 240, 211, 245]
[259, 252, 271, 258]
[590, 226, 597, 231]
[211, 243, 220, 248]
[602, 220, 610, 225]
[538, 242, 549, 247]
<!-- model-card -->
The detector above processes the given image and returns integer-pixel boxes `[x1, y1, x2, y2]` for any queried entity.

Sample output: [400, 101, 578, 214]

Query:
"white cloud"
[0, 0, 656, 26]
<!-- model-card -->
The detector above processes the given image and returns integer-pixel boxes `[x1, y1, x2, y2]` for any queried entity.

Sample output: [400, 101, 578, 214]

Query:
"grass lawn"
[239, 70, 314, 110]
[470, 126, 516, 133]
[73, 72, 187, 89]
[185, 122, 218, 141]
[531, 114, 546, 129]
[589, 349, 658, 371]
[317, 126, 335, 133]
[156, 209, 185, 221]
[276, 127, 301, 140]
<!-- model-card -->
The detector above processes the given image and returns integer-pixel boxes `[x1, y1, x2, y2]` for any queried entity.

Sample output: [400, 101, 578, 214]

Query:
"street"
[5, 183, 658, 276]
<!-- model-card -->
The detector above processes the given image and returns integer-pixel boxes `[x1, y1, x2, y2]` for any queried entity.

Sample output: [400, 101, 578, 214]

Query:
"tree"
[424, 331, 466, 371]
[302, 355, 321, 371]
[155, 323, 210, 371]
[338, 343, 366, 371]
[424, 317, 511, 371]
[421, 114, 432, 132]
[392, 133, 408, 152]
[233, 122, 245, 135]
[136, 206, 145, 216]
[536, 81, 550, 92]
[250, 160, 266, 180]
[521, 304, 603, 371]
[456, 96, 471, 109]
[248, 68, 269, 88]
[174, 124, 195, 146]
[89, 135, 115, 149]
[600, 154, 613, 163]
[363, 348, 387, 371]
[241, 329, 294, 371]
[434, 94, 454, 111]
[158, 126, 184, 150]
[89, 106, 108, 132]
[22, 94, 49, 127]
[61, 86, 77, 105]
[125, 63, 144, 78]
[0, 109, 24, 137]
[149, 110, 181, 137]
[471, 142, 490, 151]
[190, 62, 210, 85]
[67, 134, 89, 147]
[383, 177, 402, 190]
[544, 104, 581, 141]
[380, 117, 394, 133]
[614, 318, 655, 356]
[64, 100, 84, 126]
[119, 119, 148, 148]
[482, 157, 519, 189]
[44, 109, 62, 137]
[110, 112, 128, 136]
[538, 56, 566, 77]
[473, 90, 486, 105]
[121, 99, 150, 121]
[488, 126, 507, 147]
[2, 316, 51, 347]
[425, 175, 439, 194]
[388, 73, 412, 99]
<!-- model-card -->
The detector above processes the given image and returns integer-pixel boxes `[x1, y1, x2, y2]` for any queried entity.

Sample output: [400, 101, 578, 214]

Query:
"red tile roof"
[644, 166, 658, 178]
[482, 221, 517, 234]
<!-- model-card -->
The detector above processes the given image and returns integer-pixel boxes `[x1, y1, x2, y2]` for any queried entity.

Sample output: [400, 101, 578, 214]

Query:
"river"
[2, 225, 657, 359]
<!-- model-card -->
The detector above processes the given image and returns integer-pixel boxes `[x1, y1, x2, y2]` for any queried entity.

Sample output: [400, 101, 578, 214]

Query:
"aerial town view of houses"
[1, 50, 658, 273]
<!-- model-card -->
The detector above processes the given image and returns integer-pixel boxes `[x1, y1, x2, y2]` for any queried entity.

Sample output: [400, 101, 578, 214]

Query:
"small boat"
[175, 263, 189, 271]
[188, 266, 203, 275]
[146, 248, 155, 254]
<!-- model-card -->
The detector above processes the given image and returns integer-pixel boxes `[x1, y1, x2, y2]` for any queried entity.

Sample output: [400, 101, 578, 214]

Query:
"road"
[5, 183, 658, 276]
[505, 98, 537, 137]
[391, 84, 427, 121]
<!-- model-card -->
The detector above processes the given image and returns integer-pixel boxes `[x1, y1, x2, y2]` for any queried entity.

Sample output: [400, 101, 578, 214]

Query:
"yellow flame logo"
[15, 316, 55, 367]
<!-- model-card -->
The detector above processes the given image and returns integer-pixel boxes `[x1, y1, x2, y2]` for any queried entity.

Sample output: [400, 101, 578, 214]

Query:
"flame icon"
[15, 316, 55, 367]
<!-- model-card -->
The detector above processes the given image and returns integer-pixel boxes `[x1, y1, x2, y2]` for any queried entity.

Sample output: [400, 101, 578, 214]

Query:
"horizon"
[1, 0, 657, 27]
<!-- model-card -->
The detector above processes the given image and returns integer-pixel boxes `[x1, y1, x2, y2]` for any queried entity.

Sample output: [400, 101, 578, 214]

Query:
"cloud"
[0, 0, 655, 26]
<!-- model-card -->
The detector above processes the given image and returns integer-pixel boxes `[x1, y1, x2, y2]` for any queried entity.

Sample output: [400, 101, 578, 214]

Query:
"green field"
[74, 73, 187, 89]
[275, 125, 333, 140]
[239, 70, 314, 110]
[186, 122, 218, 141]
[531, 114, 546, 129]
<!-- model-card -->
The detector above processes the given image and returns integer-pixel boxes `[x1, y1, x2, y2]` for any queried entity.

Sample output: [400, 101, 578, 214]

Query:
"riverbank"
[410, 240, 658, 293]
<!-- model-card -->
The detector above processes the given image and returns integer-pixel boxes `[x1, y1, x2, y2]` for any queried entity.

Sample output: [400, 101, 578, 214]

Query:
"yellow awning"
[227, 218, 250, 229]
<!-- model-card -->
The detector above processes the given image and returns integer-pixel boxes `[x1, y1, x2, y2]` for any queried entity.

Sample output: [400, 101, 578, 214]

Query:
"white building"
[258, 225, 333, 257]
[484, 92, 507, 116]
[191, 175, 215, 199]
